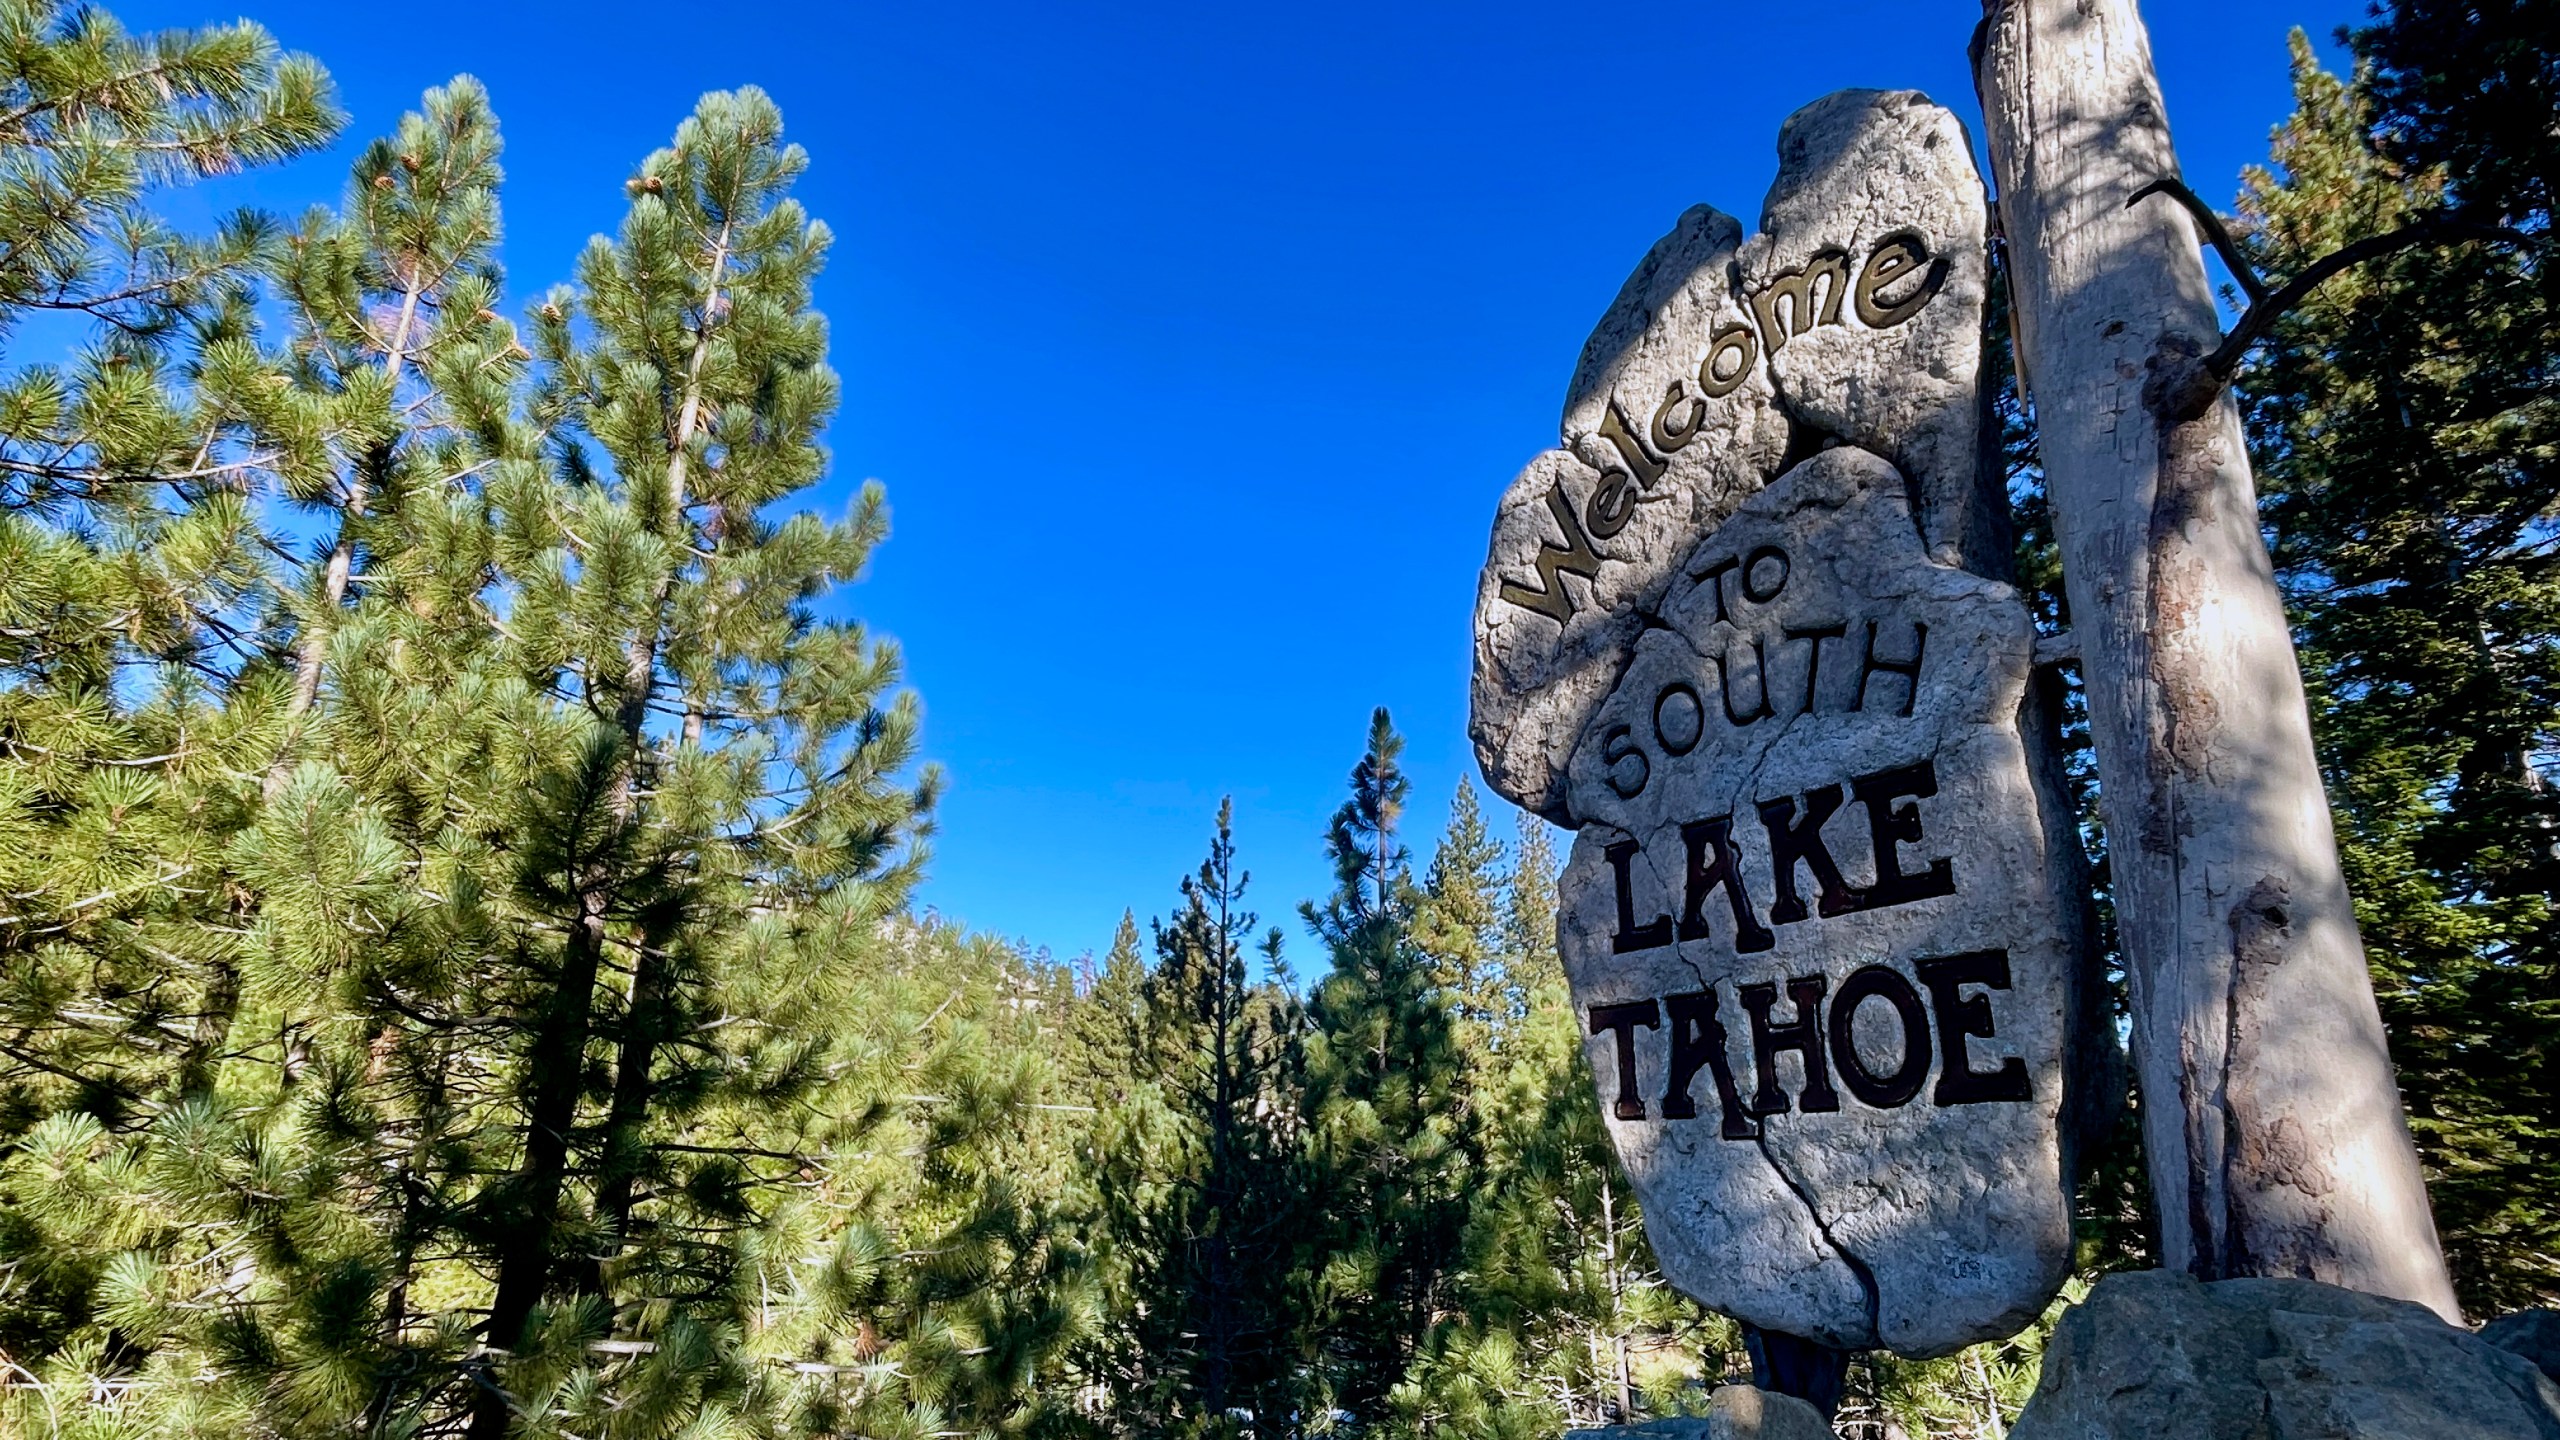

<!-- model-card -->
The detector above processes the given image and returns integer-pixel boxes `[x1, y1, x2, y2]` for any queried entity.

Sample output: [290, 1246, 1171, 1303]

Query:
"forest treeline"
[0, 0, 2547, 1434]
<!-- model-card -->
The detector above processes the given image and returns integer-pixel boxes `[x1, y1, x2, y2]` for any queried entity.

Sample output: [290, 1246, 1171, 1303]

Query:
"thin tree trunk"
[1601, 1173, 1632, 1422]
[577, 218, 736, 1285]
[581, 914, 676, 1295]
[470, 225, 740, 1435]
[1974, 0, 2458, 1318]
[470, 889, 606, 1440]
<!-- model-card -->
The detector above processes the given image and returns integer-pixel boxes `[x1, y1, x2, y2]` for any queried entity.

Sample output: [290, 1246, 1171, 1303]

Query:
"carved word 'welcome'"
[1498, 229, 1948, 626]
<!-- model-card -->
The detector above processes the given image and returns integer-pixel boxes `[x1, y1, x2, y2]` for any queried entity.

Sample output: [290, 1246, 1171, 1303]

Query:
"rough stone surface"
[1743, 89, 1991, 567]
[1474, 89, 1988, 823]
[2010, 1271, 2560, 1440]
[1563, 1386, 1833, 1440]
[2485, 1308, 2560, 1383]
[1472, 88, 2087, 1360]
[1555, 450, 2075, 1355]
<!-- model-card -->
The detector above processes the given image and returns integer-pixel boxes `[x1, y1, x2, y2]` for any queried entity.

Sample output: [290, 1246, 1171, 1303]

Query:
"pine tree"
[1081, 801, 1308, 1437]
[2236, 30, 2560, 1313]
[467, 84, 940, 1430]
[0, 0, 338, 1107]
[1414, 777, 1511, 1049]
[1298, 709, 1475, 1423]
[263, 75, 509, 788]
[3, 71, 553, 1435]
[0, 51, 1097, 1436]
[1392, 809, 1726, 1437]
[0, 5, 347, 1424]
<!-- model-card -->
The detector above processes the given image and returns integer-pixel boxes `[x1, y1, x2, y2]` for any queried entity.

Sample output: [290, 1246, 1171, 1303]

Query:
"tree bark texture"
[1974, 0, 2459, 1319]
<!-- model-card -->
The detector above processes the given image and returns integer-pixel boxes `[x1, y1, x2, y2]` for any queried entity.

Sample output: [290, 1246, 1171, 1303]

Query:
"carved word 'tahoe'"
[1547, 450, 2081, 1358]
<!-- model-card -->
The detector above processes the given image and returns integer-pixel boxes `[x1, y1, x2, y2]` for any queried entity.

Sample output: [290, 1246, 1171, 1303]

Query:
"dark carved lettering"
[1752, 248, 1851, 353]
[1853, 618, 1927, 716]
[1853, 760, 1957, 909]
[1601, 722, 1650, 799]
[1607, 837, 1675, 954]
[1758, 784, 1861, 923]
[1915, 950, 2030, 1105]
[1663, 989, 1756, 1138]
[1649, 379, 1706, 454]
[1585, 469, 1642, 540]
[1697, 321, 1760, 398]
[1854, 230, 1947, 330]
[1497, 483, 1606, 625]
[1740, 545, 1790, 603]
[1740, 974, 1840, 1115]
[1719, 638, 1776, 725]
[1653, 682, 1704, 757]
[1785, 621, 1847, 715]
[1589, 999, 1663, 1120]
[1584, 233, 1943, 449]
[1828, 965, 1933, 1108]
[1690, 554, 1738, 624]
[1677, 816, 1775, 954]
[1595, 402, 1666, 487]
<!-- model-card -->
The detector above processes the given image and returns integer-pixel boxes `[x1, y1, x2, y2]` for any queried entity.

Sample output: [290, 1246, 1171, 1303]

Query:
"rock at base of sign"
[1562, 1387, 1833, 1440]
[2485, 1309, 2560, 1385]
[2009, 1271, 2560, 1440]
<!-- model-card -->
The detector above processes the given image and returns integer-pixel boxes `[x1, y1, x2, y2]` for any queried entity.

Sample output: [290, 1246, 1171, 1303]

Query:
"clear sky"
[116, 0, 2356, 968]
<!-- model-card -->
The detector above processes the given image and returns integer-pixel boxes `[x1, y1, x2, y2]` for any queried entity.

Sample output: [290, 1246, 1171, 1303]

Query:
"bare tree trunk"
[1973, 0, 2458, 1319]
[581, 913, 676, 1297]
[470, 888, 606, 1440]
[1599, 1173, 1632, 1422]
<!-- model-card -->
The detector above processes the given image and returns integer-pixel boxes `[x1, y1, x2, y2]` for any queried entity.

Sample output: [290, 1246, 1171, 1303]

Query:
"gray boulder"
[1565, 1385, 1833, 1440]
[2011, 1270, 2560, 1440]
[2484, 1309, 2560, 1384]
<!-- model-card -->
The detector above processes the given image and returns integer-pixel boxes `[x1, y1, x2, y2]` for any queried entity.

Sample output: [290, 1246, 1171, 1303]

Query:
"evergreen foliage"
[0, 2, 2550, 1435]
[1079, 800, 1307, 1436]
[1297, 710, 1474, 1424]
[2237, 28, 2560, 1314]
[1395, 809, 1725, 1437]
[0, 25, 1088, 1431]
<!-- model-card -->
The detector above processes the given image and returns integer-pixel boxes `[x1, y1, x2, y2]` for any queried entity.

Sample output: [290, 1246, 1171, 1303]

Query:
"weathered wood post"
[1973, 0, 2461, 1318]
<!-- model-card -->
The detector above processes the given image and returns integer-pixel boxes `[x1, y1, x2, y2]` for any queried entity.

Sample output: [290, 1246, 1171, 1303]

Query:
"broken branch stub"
[1471, 90, 2091, 1356]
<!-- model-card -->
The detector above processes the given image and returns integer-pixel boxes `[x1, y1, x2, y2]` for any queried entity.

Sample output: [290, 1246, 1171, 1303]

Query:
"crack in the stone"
[1754, 1126, 1883, 1348]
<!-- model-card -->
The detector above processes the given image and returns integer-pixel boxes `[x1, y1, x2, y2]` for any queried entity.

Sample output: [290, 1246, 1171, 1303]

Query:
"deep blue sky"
[118, 0, 2354, 967]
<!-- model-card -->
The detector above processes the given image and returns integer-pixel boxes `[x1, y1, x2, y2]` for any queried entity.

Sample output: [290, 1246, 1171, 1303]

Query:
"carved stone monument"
[1470, 90, 2090, 1357]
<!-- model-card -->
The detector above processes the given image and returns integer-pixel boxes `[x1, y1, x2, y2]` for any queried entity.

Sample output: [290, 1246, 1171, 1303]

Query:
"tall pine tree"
[2237, 28, 2560, 1313]
[1080, 800, 1308, 1437]
[1298, 709, 1474, 1424]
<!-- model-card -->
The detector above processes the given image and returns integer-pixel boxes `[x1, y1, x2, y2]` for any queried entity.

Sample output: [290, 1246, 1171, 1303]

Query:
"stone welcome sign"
[1470, 91, 2087, 1357]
